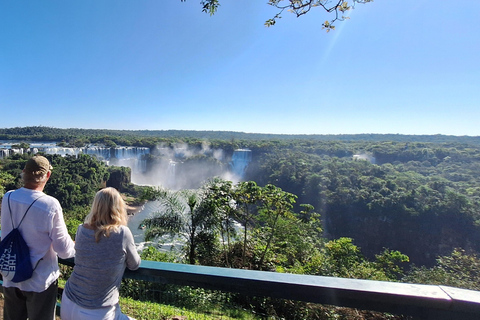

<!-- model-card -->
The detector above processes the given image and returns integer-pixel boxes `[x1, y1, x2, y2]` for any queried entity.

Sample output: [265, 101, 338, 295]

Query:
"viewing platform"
[57, 257, 480, 319]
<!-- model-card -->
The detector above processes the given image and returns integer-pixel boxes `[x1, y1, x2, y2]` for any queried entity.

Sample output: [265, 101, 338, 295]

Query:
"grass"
[119, 296, 261, 320]
[60, 268, 260, 320]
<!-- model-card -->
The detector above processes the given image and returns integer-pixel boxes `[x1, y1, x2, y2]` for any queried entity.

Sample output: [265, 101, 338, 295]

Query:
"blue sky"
[1, 1, 479, 136]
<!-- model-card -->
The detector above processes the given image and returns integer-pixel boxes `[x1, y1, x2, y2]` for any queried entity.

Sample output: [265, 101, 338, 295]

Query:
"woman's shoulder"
[82, 223, 95, 230]
[76, 223, 95, 238]
[117, 225, 135, 243]
[118, 225, 133, 235]
[108, 225, 132, 237]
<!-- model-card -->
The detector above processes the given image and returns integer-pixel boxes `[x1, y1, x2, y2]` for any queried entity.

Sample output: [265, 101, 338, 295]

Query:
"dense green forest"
[2, 127, 480, 319]
[2, 126, 480, 147]
[243, 140, 480, 267]
[2, 127, 480, 269]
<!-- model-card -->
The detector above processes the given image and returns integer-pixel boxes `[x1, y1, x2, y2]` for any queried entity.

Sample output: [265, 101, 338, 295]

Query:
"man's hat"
[24, 156, 52, 176]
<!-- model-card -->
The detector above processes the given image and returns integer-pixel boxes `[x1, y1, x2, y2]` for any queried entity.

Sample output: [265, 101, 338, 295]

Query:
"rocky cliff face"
[107, 166, 132, 193]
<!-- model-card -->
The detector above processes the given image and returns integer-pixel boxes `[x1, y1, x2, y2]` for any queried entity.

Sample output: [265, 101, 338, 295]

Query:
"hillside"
[1, 126, 480, 146]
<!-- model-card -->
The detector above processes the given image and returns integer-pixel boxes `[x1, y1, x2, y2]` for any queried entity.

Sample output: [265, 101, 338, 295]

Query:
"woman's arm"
[123, 227, 141, 270]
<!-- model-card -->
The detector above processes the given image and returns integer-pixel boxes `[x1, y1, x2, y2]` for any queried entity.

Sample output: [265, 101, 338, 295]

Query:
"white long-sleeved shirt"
[1, 187, 76, 292]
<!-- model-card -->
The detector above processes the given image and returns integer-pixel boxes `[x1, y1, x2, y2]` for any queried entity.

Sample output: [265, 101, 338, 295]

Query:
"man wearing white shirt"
[1, 155, 75, 320]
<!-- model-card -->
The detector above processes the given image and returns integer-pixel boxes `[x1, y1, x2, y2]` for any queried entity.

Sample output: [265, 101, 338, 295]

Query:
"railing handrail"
[59, 257, 480, 319]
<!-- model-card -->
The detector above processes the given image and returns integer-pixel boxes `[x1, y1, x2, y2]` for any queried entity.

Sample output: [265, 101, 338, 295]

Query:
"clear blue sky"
[1, 1, 479, 136]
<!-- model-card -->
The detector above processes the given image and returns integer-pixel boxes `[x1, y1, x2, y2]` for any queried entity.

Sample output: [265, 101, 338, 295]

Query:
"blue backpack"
[0, 193, 44, 283]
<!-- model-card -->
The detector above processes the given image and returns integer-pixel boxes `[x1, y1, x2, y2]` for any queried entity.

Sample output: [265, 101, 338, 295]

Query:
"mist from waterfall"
[1, 141, 253, 249]
[0, 141, 252, 190]
[131, 143, 251, 190]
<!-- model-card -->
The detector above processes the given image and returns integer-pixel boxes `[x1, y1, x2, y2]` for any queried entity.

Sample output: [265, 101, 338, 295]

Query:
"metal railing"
[59, 257, 480, 319]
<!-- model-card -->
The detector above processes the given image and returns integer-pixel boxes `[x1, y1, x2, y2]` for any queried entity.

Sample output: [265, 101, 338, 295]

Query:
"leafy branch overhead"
[183, 0, 374, 30]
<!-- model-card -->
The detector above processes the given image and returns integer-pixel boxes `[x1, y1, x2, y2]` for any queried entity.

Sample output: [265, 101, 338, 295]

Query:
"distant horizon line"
[1, 126, 478, 138]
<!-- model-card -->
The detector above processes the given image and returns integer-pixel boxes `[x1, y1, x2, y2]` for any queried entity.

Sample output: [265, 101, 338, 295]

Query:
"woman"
[61, 187, 141, 320]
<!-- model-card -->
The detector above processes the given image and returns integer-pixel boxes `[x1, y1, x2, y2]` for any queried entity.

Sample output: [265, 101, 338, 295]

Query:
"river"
[127, 201, 160, 249]
[126, 200, 183, 252]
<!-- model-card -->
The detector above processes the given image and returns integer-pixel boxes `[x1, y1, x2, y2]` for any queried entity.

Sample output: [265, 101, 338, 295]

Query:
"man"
[1, 155, 75, 320]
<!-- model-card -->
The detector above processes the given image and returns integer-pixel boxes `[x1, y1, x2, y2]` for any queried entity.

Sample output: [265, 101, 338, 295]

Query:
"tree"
[194, 0, 373, 29]
[142, 188, 220, 265]
[44, 154, 110, 211]
[255, 184, 298, 269]
[201, 178, 238, 267]
[11, 142, 30, 150]
[323, 237, 364, 276]
[0, 171, 15, 198]
[234, 181, 263, 267]
[404, 248, 480, 291]
[320, 238, 409, 281]
[0, 153, 110, 213]
[375, 249, 410, 280]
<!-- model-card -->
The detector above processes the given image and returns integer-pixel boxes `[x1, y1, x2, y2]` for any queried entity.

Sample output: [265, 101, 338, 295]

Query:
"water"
[1, 142, 253, 190]
[0, 142, 150, 177]
[230, 149, 252, 178]
[127, 201, 162, 249]
[127, 200, 183, 253]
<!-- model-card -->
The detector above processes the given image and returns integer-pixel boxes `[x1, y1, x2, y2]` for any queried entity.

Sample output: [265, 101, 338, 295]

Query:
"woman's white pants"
[60, 291, 134, 320]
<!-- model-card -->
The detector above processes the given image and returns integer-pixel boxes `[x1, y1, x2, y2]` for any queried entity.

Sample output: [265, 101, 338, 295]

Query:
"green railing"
[59, 257, 480, 319]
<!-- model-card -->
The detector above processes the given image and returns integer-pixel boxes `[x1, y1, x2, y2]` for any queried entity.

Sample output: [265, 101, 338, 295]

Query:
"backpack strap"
[7, 192, 14, 230]
[8, 192, 46, 229]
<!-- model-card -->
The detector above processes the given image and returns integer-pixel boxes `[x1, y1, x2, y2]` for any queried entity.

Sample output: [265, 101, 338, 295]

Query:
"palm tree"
[202, 178, 238, 267]
[142, 188, 218, 265]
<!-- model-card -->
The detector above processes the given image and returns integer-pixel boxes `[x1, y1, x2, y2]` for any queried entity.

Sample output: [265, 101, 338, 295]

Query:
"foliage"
[140, 246, 177, 263]
[323, 237, 364, 276]
[266, 0, 373, 29]
[120, 295, 260, 320]
[10, 142, 30, 149]
[175, 154, 226, 189]
[142, 188, 219, 264]
[139, 177, 409, 284]
[4, 130, 480, 298]
[404, 248, 480, 291]
[254, 184, 297, 269]
[0, 153, 29, 190]
[248, 141, 480, 267]
[3, 126, 480, 146]
[200, 178, 238, 267]
[0, 153, 110, 225]
[138, 186, 167, 202]
[106, 166, 132, 193]
[375, 249, 410, 280]
[308, 237, 409, 281]
[0, 170, 15, 198]
[141, 178, 328, 271]
[44, 154, 110, 212]
[195, 0, 373, 29]
[5, 140, 474, 318]
[124, 246, 257, 320]
[233, 181, 263, 267]
[3, 132, 480, 269]
[65, 218, 84, 239]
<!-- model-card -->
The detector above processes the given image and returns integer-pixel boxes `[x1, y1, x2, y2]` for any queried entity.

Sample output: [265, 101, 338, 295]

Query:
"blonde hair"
[85, 187, 128, 242]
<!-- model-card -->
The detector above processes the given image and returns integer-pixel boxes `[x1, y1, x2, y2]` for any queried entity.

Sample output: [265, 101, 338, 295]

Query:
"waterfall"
[109, 147, 150, 174]
[0, 148, 23, 159]
[166, 161, 177, 189]
[1, 142, 253, 188]
[40, 146, 150, 163]
[230, 149, 252, 179]
[0, 149, 9, 159]
[0, 142, 150, 175]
